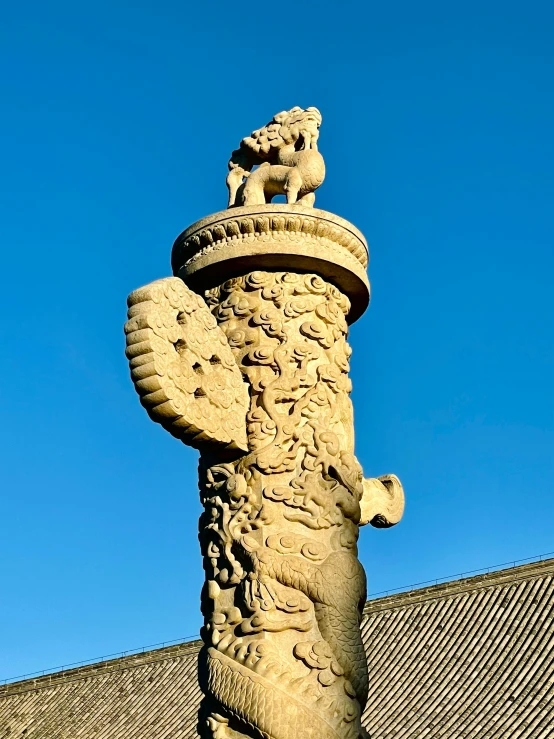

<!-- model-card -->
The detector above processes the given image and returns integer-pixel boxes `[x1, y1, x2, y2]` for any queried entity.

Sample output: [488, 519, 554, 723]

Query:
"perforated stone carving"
[125, 278, 248, 451]
[124, 109, 404, 739]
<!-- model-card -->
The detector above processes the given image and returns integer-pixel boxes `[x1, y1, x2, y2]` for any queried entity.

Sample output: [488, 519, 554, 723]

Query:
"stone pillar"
[124, 109, 404, 739]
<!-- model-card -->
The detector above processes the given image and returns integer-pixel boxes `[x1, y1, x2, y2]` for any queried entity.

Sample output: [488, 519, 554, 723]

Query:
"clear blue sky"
[2, 0, 553, 679]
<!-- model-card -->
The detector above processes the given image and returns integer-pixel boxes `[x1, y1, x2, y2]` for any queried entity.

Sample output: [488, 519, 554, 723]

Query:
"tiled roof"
[1, 559, 553, 738]
[0, 642, 202, 739]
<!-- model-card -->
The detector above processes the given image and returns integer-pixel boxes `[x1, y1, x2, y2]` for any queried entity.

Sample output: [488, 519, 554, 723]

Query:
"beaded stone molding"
[172, 204, 370, 323]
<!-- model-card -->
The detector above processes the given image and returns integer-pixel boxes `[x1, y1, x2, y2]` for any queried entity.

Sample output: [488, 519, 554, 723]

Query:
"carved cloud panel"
[125, 277, 249, 452]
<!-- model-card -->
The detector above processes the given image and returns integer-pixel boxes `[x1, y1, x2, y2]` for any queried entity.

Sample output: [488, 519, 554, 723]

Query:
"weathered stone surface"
[196, 270, 373, 739]
[171, 204, 370, 323]
[123, 109, 404, 739]
[360, 474, 405, 528]
[125, 278, 249, 452]
[2, 560, 553, 739]
[226, 107, 325, 208]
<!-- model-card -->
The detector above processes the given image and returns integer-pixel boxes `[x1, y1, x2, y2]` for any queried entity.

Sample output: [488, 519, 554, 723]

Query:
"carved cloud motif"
[359, 474, 405, 528]
[124, 277, 249, 452]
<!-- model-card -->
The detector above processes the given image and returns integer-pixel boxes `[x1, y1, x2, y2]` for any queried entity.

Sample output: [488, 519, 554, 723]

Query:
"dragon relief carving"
[125, 272, 404, 739]
[123, 103, 403, 739]
[227, 107, 325, 208]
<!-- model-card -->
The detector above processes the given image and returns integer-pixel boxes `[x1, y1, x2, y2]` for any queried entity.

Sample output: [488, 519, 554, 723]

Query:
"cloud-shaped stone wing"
[360, 474, 405, 528]
[124, 277, 248, 452]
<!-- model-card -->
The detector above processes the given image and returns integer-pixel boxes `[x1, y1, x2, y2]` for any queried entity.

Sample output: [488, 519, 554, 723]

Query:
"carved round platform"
[172, 204, 370, 323]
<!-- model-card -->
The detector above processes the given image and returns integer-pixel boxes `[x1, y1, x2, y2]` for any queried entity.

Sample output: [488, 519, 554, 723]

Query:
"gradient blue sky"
[2, 1, 553, 679]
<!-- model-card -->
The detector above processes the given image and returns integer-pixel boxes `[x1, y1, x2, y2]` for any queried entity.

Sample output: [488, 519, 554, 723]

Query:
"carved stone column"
[124, 108, 404, 739]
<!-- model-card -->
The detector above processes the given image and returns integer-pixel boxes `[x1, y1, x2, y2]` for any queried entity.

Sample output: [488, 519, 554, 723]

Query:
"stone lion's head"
[229, 106, 322, 171]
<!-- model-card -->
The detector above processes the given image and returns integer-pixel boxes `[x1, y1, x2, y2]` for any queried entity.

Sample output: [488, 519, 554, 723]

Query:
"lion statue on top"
[227, 106, 325, 208]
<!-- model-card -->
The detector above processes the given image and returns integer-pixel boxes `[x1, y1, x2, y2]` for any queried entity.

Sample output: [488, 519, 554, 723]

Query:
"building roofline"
[363, 556, 554, 614]
[0, 639, 202, 698]
[3, 557, 553, 698]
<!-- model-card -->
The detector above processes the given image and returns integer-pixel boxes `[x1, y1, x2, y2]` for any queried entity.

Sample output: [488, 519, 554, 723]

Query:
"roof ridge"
[4, 558, 554, 696]
[363, 557, 554, 614]
[0, 639, 202, 698]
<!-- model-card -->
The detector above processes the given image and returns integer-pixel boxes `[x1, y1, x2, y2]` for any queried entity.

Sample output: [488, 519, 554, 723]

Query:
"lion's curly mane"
[229, 106, 322, 172]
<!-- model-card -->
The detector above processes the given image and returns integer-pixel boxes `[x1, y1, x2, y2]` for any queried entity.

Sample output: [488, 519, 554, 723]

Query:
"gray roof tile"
[2, 559, 553, 738]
